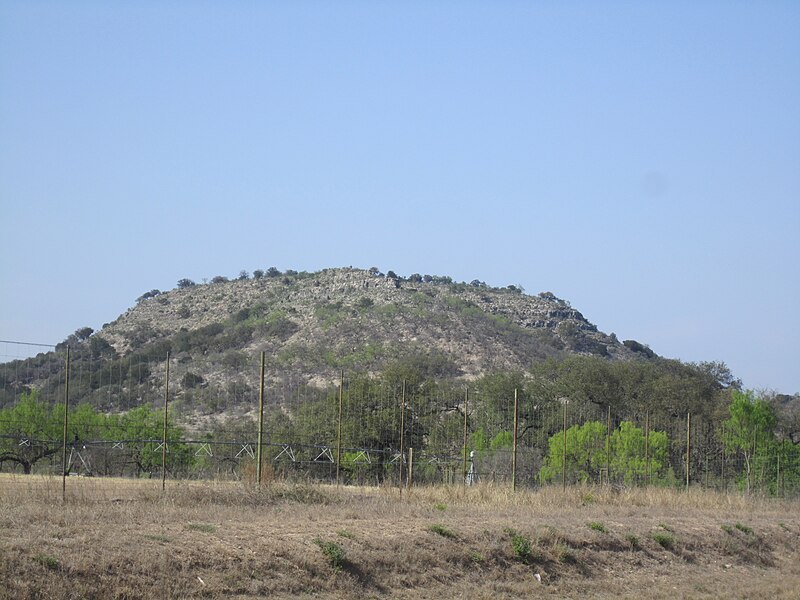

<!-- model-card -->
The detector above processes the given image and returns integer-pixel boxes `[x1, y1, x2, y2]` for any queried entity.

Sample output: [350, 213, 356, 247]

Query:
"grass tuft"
[734, 523, 753, 535]
[588, 521, 607, 533]
[34, 554, 59, 570]
[626, 534, 640, 549]
[336, 529, 354, 539]
[428, 524, 458, 539]
[187, 523, 216, 533]
[653, 532, 675, 550]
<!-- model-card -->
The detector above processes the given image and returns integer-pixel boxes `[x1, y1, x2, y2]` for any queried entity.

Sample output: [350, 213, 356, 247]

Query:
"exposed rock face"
[99, 267, 634, 384]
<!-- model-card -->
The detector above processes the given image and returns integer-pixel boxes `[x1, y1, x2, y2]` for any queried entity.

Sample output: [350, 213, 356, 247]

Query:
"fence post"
[256, 351, 265, 488]
[408, 447, 414, 490]
[685, 412, 691, 492]
[335, 370, 344, 486]
[512, 388, 518, 492]
[562, 398, 568, 492]
[161, 352, 170, 492]
[644, 410, 650, 485]
[462, 388, 469, 485]
[605, 404, 611, 486]
[399, 380, 406, 492]
[61, 345, 70, 502]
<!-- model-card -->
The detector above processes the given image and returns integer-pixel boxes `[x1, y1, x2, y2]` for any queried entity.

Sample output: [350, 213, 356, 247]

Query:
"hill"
[99, 267, 638, 384]
[0, 266, 704, 419]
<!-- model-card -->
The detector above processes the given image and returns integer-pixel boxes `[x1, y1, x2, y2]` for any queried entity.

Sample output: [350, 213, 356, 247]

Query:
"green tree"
[0, 391, 61, 473]
[724, 390, 777, 492]
[610, 421, 668, 484]
[540, 421, 607, 483]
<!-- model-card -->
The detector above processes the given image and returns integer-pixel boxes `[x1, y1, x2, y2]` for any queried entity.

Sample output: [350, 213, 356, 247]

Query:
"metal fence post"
[256, 351, 265, 488]
[335, 370, 344, 486]
[161, 352, 170, 492]
[512, 388, 518, 492]
[61, 345, 70, 502]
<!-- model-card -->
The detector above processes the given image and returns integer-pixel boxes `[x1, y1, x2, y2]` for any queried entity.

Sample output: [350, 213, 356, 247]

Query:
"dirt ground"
[1, 475, 798, 599]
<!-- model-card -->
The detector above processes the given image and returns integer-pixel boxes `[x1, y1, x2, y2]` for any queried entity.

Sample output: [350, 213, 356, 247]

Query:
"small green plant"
[582, 493, 595, 504]
[34, 554, 59, 570]
[470, 551, 485, 563]
[721, 524, 734, 535]
[505, 528, 533, 561]
[653, 532, 675, 550]
[428, 524, 458, 539]
[314, 538, 347, 571]
[779, 523, 790, 532]
[658, 523, 674, 532]
[434, 503, 447, 511]
[187, 523, 216, 533]
[336, 530, 354, 539]
[588, 521, 607, 533]
[626, 534, 640, 549]
[144, 534, 172, 543]
[734, 523, 753, 535]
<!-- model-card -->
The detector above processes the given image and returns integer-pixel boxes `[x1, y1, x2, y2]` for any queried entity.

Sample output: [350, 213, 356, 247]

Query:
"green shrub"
[314, 539, 346, 571]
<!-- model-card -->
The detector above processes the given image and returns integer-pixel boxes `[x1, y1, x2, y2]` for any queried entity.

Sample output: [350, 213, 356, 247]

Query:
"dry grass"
[1, 474, 799, 599]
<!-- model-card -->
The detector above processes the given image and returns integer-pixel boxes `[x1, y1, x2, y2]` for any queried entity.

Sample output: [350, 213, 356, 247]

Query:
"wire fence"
[1, 341, 798, 496]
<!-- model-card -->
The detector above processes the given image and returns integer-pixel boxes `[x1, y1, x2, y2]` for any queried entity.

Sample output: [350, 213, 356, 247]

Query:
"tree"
[610, 422, 668, 484]
[724, 390, 777, 492]
[540, 421, 607, 483]
[266, 267, 281, 278]
[211, 275, 228, 284]
[0, 391, 60, 473]
[252, 269, 264, 280]
[177, 278, 196, 289]
[238, 270, 250, 280]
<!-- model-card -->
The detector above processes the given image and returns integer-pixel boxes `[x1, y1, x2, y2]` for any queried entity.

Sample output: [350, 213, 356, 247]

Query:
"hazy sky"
[1, 2, 798, 393]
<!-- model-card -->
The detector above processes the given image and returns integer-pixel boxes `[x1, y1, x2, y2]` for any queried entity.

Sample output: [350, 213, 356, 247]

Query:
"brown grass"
[1, 474, 798, 599]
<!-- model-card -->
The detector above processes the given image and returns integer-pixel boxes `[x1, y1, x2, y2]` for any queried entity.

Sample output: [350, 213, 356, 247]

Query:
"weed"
[734, 523, 753, 535]
[626, 534, 640, 549]
[658, 523, 674, 532]
[144, 534, 172, 543]
[588, 521, 607, 533]
[187, 523, 216, 533]
[336, 530, 354, 539]
[313, 538, 346, 571]
[34, 554, 59, 570]
[505, 528, 533, 561]
[434, 503, 447, 511]
[582, 493, 595, 504]
[653, 532, 675, 550]
[721, 524, 734, 535]
[779, 523, 790, 532]
[428, 524, 458, 539]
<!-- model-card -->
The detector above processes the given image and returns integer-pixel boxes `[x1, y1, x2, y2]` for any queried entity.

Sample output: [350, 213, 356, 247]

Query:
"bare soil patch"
[1, 475, 798, 599]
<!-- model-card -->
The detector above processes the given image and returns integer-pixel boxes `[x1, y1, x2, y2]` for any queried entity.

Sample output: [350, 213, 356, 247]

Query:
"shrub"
[314, 539, 346, 571]
[652, 532, 674, 550]
[177, 278, 195, 289]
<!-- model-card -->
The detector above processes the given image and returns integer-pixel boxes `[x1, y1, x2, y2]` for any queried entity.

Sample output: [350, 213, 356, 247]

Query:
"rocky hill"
[101, 267, 638, 381]
[4, 267, 656, 416]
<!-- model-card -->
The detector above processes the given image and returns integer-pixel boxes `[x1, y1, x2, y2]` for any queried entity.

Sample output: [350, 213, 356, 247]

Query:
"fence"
[1, 340, 798, 497]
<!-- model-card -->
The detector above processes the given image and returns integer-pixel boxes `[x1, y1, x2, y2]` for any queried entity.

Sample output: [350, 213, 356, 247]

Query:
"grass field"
[1, 474, 798, 599]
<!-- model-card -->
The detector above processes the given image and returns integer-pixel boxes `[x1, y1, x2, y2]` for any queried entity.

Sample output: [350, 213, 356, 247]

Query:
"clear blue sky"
[1, 2, 798, 393]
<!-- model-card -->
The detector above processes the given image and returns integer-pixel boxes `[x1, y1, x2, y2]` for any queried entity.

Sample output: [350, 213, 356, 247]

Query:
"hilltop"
[98, 267, 640, 383]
